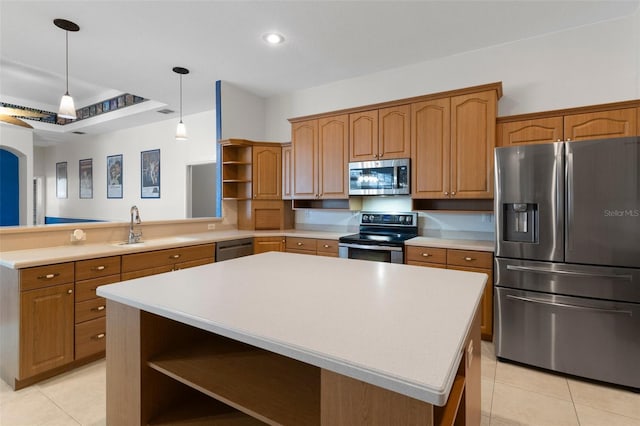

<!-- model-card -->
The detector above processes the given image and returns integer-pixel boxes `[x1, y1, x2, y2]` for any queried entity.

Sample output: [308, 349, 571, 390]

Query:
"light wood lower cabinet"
[254, 236, 286, 254]
[407, 246, 494, 341]
[286, 237, 339, 257]
[106, 302, 480, 425]
[121, 243, 215, 281]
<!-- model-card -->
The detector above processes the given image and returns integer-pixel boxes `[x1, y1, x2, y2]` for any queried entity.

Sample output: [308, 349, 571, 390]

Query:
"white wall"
[0, 124, 34, 225]
[37, 110, 217, 222]
[265, 14, 639, 141]
[219, 81, 267, 140]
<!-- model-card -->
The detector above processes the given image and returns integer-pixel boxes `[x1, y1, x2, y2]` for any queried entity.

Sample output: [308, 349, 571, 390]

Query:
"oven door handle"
[506, 265, 633, 281]
[338, 243, 403, 252]
[506, 295, 633, 316]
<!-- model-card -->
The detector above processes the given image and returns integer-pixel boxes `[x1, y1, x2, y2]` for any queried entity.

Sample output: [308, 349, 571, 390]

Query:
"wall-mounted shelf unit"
[221, 141, 253, 200]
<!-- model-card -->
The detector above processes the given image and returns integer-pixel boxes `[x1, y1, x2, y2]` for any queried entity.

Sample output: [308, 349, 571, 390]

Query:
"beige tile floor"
[1, 342, 639, 425]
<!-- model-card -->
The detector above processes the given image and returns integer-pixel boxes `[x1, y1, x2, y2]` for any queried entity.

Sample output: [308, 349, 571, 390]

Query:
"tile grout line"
[36, 385, 83, 426]
[566, 379, 581, 426]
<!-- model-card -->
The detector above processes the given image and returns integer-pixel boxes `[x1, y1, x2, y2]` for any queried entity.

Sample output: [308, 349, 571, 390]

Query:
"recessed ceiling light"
[263, 32, 285, 45]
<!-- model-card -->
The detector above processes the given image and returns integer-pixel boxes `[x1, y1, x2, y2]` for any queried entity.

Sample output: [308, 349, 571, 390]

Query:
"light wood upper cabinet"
[379, 105, 411, 159]
[282, 143, 293, 200]
[349, 110, 378, 161]
[292, 120, 318, 199]
[293, 116, 348, 199]
[451, 91, 496, 199]
[318, 115, 349, 199]
[253, 146, 281, 200]
[564, 108, 637, 141]
[411, 98, 451, 198]
[497, 117, 563, 147]
[412, 90, 496, 199]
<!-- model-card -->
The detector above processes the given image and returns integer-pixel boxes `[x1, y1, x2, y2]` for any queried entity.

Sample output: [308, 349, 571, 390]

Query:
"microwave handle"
[338, 243, 403, 252]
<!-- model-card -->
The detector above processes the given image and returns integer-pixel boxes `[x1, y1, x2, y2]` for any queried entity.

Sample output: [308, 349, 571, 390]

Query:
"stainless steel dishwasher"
[215, 238, 254, 262]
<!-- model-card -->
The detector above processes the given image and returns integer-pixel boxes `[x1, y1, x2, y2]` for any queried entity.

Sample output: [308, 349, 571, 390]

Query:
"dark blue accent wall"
[215, 80, 222, 217]
[0, 149, 20, 226]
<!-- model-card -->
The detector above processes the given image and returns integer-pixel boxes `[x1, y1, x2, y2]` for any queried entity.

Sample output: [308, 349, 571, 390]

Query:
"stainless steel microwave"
[348, 158, 410, 196]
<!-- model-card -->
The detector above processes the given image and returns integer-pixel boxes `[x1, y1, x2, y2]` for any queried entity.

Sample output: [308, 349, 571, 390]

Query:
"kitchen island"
[97, 251, 485, 425]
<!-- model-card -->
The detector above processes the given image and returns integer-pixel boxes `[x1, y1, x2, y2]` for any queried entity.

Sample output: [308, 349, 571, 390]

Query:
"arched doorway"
[0, 148, 20, 226]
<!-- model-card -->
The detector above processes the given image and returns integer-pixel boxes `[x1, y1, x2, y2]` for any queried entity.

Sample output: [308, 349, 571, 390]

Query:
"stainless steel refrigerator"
[494, 137, 640, 389]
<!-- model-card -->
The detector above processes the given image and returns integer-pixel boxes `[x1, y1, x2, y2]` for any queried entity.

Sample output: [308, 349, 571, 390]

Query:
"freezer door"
[495, 142, 564, 262]
[566, 137, 640, 268]
[494, 287, 640, 389]
[495, 257, 640, 303]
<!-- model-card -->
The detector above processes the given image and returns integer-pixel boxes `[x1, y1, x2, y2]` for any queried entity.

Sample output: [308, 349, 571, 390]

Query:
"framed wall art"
[141, 149, 160, 198]
[107, 154, 123, 199]
[56, 161, 67, 199]
[79, 158, 93, 199]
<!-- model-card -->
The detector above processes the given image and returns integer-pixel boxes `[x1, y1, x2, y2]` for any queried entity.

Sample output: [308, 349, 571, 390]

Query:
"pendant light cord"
[179, 74, 183, 122]
[65, 30, 69, 94]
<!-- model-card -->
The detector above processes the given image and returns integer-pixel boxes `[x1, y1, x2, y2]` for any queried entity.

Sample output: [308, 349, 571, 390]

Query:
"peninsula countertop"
[97, 252, 486, 406]
[0, 229, 494, 269]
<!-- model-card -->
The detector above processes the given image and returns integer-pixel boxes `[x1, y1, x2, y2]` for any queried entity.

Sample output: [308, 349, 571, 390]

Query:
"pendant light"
[173, 67, 189, 141]
[54, 19, 80, 120]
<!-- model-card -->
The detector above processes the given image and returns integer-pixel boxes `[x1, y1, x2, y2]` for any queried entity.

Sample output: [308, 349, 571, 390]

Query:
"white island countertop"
[97, 251, 486, 406]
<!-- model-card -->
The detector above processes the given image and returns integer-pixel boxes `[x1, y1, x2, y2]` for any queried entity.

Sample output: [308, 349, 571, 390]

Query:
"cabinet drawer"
[75, 317, 106, 359]
[316, 239, 339, 256]
[76, 274, 120, 302]
[75, 256, 121, 281]
[75, 297, 106, 324]
[447, 249, 492, 269]
[286, 237, 316, 252]
[405, 246, 447, 265]
[21, 262, 74, 291]
[121, 244, 214, 272]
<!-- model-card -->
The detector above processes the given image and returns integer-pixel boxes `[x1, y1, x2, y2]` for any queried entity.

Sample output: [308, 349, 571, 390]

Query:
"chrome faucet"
[128, 205, 142, 243]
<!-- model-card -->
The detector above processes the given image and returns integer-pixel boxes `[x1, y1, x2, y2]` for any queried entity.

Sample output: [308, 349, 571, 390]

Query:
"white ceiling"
[1, 0, 638, 145]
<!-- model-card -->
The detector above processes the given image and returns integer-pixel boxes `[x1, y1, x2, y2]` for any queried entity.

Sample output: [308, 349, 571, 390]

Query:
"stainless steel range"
[339, 212, 418, 264]
[494, 137, 640, 389]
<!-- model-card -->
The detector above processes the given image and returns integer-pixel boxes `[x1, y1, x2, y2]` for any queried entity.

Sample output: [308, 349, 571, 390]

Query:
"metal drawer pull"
[38, 273, 60, 280]
[506, 265, 632, 280]
[297, 242, 303, 246]
[464, 257, 474, 261]
[95, 333, 106, 339]
[170, 254, 181, 259]
[422, 253, 431, 257]
[92, 306, 105, 312]
[67, 289, 73, 294]
[323, 244, 330, 248]
[93, 265, 106, 271]
[506, 295, 632, 315]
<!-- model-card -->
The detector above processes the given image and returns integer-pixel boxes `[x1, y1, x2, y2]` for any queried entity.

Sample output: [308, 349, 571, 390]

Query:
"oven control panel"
[360, 212, 418, 227]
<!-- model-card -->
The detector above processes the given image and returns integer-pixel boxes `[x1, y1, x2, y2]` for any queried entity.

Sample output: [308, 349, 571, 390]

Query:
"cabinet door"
[451, 91, 496, 199]
[282, 144, 293, 200]
[318, 115, 349, 199]
[349, 110, 378, 161]
[448, 265, 493, 341]
[411, 98, 450, 199]
[292, 120, 318, 199]
[564, 108, 638, 141]
[379, 104, 411, 159]
[253, 146, 282, 200]
[254, 237, 286, 254]
[497, 117, 563, 147]
[20, 283, 74, 378]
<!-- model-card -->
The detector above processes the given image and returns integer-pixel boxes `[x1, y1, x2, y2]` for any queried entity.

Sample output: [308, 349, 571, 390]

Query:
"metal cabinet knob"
[297, 242, 303, 246]
[95, 333, 105, 340]
[323, 244, 330, 248]
[67, 289, 73, 294]
[170, 254, 181, 259]
[444, 191, 449, 195]
[94, 265, 105, 271]
[38, 273, 59, 280]
[92, 305, 105, 312]
[451, 191, 456, 196]
[422, 253, 431, 257]
[464, 257, 474, 261]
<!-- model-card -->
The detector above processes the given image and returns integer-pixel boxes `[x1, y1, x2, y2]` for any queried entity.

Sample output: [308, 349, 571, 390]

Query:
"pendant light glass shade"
[173, 66, 189, 141]
[54, 19, 80, 120]
[176, 120, 187, 140]
[58, 93, 77, 119]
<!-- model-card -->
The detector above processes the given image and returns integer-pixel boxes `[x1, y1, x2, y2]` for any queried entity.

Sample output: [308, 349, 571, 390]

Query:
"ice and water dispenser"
[503, 203, 538, 243]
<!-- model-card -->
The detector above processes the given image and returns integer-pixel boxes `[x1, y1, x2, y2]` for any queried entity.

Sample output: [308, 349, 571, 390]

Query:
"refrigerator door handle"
[505, 295, 633, 315]
[506, 264, 633, 281]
